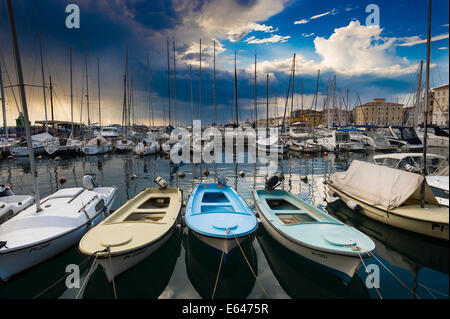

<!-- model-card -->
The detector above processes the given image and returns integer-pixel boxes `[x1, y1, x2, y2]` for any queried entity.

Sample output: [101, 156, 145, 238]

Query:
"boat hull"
[81, 145, 112, 155]
[97, 226, 176, 283]
[327, 183, 449, 240]
[0, 210, 108, 282]
[255, 201, 362, 284]
[190, 229, 250, 254]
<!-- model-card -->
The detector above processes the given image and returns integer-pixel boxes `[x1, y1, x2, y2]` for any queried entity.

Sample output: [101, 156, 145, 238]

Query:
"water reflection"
[257, 228, 370, 299]
[81, 229, 182, 299]
[184, 230, 257, 299]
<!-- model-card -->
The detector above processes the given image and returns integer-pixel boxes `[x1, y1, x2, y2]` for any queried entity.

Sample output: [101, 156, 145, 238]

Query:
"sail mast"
[97, 57, 101, 127]
[6, 0, 42, 211]
[234, 51, 238, 126]
[199, 39, 202, 124]
[38, 34, 48, 132]
[70, 47, 73, 135]
[290, 53, 296, 129]
[213, 40, 217, 126]
[266, 74, 269, 136]
[173, 41, 177, 127]
[167, 39, 171, 126]
[146, 52, 154, 127]
[84, 41, 90, 127]
[0, 55, 8, 138]
[415, 60, 424, 127]
[421, 0, 432, 208]
[254, 54, 257, 129]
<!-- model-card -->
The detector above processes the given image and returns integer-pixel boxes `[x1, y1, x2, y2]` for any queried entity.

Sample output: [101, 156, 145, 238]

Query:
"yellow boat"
[79, 186, 183, 282]
[326, 160, 448, 241]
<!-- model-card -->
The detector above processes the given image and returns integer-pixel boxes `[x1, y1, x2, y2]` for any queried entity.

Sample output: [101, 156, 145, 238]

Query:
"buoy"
[238, 171, 245, 177]
[306, 153, 311, 158]
[300, 175, 308, 182]
[203, 169, 210, 177]
[324, 151, 328, 157]
[7, 155, 13, 160]
[177, 171, 186, 178]
[59, 177, 67, 185]
[37, 155, 42, 160]
[131, 174, 137, 180]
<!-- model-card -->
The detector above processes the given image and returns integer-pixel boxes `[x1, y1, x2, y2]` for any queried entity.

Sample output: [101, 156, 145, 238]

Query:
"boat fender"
[0, 241, 7, 249]
[181, 215, 186, 227]
[346, 200, 361, 212]
[217, 175, 228, 186]
[175, 223, 182, 230]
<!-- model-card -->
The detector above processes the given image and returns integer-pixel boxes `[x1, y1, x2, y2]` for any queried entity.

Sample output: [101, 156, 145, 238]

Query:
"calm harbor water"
[0, 148, 448, 299]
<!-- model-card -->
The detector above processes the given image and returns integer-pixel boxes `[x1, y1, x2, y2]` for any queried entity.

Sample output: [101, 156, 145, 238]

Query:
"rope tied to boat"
[211, 229, 228, 299]
[357, 246, 422, 299]
[228, 229, 270, 299]
[75, 253, 100, 299]
[107, 245, 118, 299]
[353, 246, 383, 299]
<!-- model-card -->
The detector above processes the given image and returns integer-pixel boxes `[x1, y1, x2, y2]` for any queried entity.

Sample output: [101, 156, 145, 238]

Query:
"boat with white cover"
[134, 137, 159, 156]
[79, 182, 182, 282]
[81, 135, 113, 155]
[326, 160, 448, 240]
[0, 176, 117, 281]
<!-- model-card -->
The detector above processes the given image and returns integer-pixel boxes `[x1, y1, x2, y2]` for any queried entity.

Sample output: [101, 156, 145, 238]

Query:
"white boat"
[372, 153, 447, 175]
[10, 132, 54, 157]
[114, 138, 135, 152]
[44, 136, 82, 156]
[289, 139, 320, 153]
[326, 160, 448, 240]
[383, 126, 423, 151]
[0, 176, 118, 281]
[416, 126, 449, 148]
[426, 175, 449, 207]
[349, 130, 397, 152]
[134, 138, 159, 156]
[0, 185, 35, 224]
[81, 135, 113, 155]
[257, 135, 288, 154]
[94, 127, 119, 138]
[79, 185, 182, 282]
[306, 130, 365, 152]
[289, 122, 312, 141]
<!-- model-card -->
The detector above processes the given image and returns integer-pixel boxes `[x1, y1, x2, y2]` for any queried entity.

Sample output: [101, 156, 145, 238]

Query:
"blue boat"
[253, 189, 376, 284]
[185, 183, 258, 253]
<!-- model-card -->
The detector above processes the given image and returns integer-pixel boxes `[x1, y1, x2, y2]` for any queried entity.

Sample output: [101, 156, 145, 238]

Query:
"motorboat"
[326, 160, 448, 240]
[305, 130, 365, 153]
[184, 182, 258, 254]
[94, 127, 119, 138]
[253, 186, 375, 284]
[81, 135, 113, 155]
[79, 181, 182, 282]
[0, 184, 34, 224]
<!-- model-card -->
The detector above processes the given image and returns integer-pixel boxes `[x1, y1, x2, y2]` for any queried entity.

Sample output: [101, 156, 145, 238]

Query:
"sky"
[0, 0, 448, 126]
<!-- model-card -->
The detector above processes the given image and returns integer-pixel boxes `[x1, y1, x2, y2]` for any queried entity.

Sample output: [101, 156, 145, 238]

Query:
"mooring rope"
[418, 283, 448, 298]
[354, 247, 383, 299]
[75, 253, 99, 299]
[33, 256, 92, 299]
[107, 246, 118, 299]
[229, 230, 270, 299]
[211, 230, 228, 299]
[363, 248, 421, 299]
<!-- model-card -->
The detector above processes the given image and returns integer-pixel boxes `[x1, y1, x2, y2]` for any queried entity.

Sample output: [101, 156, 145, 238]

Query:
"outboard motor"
[217, 175, 228, 186]
[154, 176, 168, 190]
[82, 175, 96, 190]
[265, 174, 280, 191]
[0, 184, 14, 197]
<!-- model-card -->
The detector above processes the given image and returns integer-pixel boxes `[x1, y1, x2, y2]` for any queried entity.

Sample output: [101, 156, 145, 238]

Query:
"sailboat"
[0, 0, 118, 281]
[81, 134, 112, 155]
[0, 184, 34, 224]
